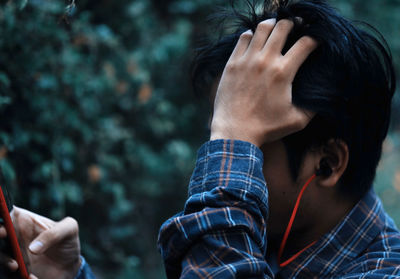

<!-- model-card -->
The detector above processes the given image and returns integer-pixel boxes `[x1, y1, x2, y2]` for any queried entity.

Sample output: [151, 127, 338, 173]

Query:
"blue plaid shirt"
[158, 140, 400, 278]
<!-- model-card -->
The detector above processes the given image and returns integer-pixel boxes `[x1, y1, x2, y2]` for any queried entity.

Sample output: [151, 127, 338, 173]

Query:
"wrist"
[210, 132, 262, 147]
[71, 256, 82, 279]
[71, 256, 85, 279]
[58, 256, 82, 279]
[210, 123, 263, 147]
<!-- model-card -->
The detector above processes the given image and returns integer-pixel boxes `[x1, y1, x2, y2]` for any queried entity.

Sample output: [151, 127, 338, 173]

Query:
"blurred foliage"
[0, 0, 398, 279]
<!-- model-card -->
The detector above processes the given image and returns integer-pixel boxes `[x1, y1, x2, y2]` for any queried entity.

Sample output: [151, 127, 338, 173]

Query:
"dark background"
[0, 0, 399, 278]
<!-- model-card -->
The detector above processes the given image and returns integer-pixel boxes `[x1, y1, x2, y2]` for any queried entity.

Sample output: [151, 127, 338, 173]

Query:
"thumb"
[29, 217, 78, 255]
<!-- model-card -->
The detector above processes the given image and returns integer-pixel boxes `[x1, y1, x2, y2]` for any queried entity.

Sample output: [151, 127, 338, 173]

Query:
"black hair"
[191, 0, 396, 201]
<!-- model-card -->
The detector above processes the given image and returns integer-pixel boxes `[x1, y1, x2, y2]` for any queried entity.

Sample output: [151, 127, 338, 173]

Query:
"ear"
[316, 139, 349, 188]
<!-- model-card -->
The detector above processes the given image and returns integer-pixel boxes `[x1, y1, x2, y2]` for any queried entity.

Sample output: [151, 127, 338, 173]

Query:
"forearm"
[158, 140, 273, 278]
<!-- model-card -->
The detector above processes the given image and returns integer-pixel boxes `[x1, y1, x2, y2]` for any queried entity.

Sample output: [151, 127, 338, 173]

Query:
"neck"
[273, 191, 356, 261]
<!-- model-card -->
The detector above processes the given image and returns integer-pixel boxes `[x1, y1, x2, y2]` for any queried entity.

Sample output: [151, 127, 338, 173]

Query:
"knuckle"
[225, 61, 237, 72]
[239, 31, 252, 40]
[271, 63, 286, 79]
[292, 114, 307, 130]
[277, 19, 294, 29]
[252, 57, 266, 72]
[65, 216, 79, 233]
[12, 207, 20, 219]
[257, 21, 274, 32]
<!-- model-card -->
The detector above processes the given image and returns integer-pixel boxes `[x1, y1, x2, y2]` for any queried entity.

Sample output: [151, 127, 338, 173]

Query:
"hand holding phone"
[0, 205, 82, 279]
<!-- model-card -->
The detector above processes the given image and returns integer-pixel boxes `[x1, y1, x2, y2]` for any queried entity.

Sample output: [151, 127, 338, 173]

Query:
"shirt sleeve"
[339, 245, 400, 278]
[339, 257, 400, 278]
[158, 140, 273, 278]
[74, 256, 96, 279]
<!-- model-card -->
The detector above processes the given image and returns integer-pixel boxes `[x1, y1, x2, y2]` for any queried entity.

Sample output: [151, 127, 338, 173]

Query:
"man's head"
[191, 0, 396, 206]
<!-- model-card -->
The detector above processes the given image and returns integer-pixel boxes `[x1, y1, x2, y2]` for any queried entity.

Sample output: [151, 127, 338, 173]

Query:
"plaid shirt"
[158, 139, 400, 278]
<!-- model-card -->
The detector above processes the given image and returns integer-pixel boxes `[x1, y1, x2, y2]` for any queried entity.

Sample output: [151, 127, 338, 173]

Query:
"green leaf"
[0, 96, 12, 106]
[19, 0, 28, 10]
[0, 73, 10, 87]
[0, 160, 16, 182]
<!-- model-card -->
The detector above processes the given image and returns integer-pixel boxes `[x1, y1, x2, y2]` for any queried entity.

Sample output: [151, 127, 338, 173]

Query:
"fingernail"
[29, 241, 44, 253]
[8, 259, 18, 270]
[244, 29, 253, 35]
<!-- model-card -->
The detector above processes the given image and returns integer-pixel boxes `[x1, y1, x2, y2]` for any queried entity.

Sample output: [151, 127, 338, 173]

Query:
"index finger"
[284, 36, 318, 80]
[12, 206, 54, 229]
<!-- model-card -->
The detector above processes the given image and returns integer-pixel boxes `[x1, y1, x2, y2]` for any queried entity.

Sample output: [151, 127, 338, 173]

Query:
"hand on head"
[210, 18, 318, 147]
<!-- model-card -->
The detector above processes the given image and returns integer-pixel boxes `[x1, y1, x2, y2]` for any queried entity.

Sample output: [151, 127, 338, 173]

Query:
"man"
[1, 0, 399, 278]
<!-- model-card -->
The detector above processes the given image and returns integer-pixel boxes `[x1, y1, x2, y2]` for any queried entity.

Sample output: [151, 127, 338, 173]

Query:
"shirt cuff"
[74, 256, 95, 279]
[187, 139, 268, 215]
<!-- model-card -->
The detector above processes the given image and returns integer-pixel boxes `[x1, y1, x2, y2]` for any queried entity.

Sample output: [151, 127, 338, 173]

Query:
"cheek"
[264, 165, 298, 237]
[261, 142, 298, 237]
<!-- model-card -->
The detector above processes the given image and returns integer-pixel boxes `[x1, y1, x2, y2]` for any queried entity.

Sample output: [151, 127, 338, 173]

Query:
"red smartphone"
[0, 185, 29, 279]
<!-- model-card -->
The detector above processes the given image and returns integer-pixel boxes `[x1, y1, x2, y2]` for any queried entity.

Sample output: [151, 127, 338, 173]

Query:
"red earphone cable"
[0, 186, 29, 279]
[277, 174, 317, 268]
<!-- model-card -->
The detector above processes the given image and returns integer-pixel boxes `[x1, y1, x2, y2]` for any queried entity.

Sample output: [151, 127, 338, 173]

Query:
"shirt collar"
[279, 190, 387, 278]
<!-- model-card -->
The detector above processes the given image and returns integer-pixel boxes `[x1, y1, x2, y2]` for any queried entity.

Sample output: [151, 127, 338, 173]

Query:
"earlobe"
[316, 139, 349, 188]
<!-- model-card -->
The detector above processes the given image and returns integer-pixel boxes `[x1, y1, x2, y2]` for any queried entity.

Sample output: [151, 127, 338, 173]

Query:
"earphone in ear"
[316, 158, 332, 177]
[278, 158, 333, 267]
